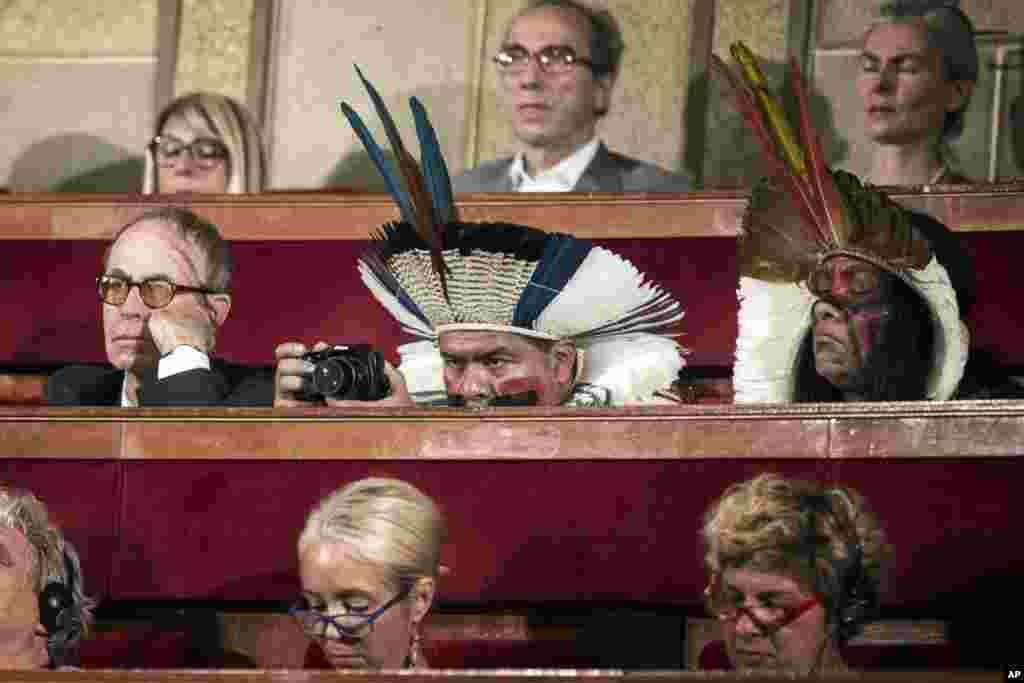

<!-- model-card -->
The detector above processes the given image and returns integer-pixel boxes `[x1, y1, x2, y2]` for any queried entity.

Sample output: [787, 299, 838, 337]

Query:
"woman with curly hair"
[700, 473, 889, 675]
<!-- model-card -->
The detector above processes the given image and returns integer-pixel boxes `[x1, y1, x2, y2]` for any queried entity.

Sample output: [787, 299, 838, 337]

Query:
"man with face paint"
[275, 222, 686, 408]
[0, 486, 93, 670]
[275, 69, 685, 409]
[715, 42, 1022, 403]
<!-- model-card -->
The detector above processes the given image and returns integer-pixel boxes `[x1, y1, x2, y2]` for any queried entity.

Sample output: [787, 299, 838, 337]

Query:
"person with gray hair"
[856, 0, 978, 186]
[0, 485, 94, 670]
[46, 206, 274, 406]
[293, 478, 446, 670]
[143, 92, 266, 194]
[452, 0, 689, 192]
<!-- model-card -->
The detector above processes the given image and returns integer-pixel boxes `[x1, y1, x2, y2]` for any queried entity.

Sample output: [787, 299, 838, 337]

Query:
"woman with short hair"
[857, 0, 978, 186]
[143, 92, 266, 194]
[293, 477, 445, 669]
[700, 473, 888, 675]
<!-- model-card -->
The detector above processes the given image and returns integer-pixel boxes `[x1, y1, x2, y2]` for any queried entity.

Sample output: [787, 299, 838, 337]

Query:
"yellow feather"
[731, 42, 807, 177]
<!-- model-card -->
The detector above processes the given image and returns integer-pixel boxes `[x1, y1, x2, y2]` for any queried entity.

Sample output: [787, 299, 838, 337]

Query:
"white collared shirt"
[119, 345, 211, 407]
[509, 137, 600, 192]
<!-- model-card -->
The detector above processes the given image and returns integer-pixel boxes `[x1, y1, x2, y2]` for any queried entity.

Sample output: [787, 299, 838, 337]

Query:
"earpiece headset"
[37, 548, 82, 663]
[800, 489, 878, 642]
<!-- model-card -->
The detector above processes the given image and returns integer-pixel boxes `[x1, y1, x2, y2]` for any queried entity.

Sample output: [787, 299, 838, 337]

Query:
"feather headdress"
[711, 43, 933, 283]
[713, 44, 969, 402]
[340, 67, 686, 403]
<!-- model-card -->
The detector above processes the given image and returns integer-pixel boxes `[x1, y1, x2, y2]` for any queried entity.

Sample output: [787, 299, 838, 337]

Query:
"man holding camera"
[273, 222, 685, 409]
[46, 207, 274, 407]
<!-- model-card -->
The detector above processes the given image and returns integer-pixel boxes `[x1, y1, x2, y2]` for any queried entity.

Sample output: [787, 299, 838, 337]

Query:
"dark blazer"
[452, 143, 691, 193]
[46, 361, 274, 407]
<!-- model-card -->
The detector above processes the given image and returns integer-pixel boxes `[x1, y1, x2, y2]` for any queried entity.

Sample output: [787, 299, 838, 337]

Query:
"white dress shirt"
[119, 345, 211, 407]
[508, 137, 600, 192]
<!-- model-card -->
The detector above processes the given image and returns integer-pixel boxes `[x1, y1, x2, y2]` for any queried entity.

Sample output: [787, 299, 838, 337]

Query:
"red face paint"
[440, 331, 571, 407]
[810, 257, 895, 392]
[809, 257, 885, 307]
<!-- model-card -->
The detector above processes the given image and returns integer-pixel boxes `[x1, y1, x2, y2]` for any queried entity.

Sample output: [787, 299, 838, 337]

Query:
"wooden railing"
[2, 186, 1024, 240]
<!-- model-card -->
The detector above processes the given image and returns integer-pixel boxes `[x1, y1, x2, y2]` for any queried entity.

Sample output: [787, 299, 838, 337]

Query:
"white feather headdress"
[342, 67, 686, 404]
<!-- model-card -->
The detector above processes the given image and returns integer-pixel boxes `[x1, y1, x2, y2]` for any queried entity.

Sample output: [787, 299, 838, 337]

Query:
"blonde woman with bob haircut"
[143, 92, 266, 194]
[294, 477, 445, 670]
[700, 473, 888, 676]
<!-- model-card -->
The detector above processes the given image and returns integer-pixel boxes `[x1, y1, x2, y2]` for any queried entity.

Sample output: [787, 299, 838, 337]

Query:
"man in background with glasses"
[452, 0, 689, 193]
[46, 207, 273, 406]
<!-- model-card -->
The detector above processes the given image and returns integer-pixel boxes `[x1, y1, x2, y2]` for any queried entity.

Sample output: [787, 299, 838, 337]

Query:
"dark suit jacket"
[452, 143, 691, 193]
[45, 361, 274, 407]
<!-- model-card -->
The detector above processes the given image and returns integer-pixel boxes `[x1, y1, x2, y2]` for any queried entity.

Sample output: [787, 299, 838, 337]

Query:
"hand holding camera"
[273, 341, 413, 407]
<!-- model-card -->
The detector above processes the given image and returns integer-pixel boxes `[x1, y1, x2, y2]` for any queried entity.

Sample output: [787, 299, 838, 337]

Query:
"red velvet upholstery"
[1, 238, 736, 369]
[0, 458, 1010, 608]
[0, 460, 119, 598]
[4, 233, 1024, 371]
[77, 628, 199, 669]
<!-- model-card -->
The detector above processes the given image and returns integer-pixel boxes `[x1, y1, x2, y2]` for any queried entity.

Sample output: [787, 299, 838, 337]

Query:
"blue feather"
[354, 65, 409, 167]
[340, 102, 415, 223]
[513, 234, 593, 327]
[410, 96, 455, 224]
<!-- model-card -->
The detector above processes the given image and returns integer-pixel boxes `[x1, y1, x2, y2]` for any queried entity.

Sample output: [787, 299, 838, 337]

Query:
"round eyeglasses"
[97, 275, 220, 310]
[150, 135, 229, 168]
[290, 586, 411, 640]
[493, 44, 596, 74]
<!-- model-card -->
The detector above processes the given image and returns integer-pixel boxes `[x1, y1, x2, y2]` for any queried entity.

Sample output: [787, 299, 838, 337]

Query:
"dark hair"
[519, 0, 625, 80]
[875, 0, 978, 140]
[794, 275, 935, 402]
[105, 207, 233, 291]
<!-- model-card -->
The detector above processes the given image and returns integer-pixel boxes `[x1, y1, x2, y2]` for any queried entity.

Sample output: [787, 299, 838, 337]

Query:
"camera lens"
[310, 358, 357, 398]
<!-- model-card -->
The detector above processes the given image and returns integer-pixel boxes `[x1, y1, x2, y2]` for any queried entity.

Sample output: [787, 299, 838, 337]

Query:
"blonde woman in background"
[857, 0, 978, 186]
[293, 477, 445, 670]
[700, 473, 888, 676]
[143, 92, 266, 194]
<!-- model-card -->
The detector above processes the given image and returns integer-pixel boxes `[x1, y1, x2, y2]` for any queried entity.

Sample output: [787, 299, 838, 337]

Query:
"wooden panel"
[831, 413, 1024, 459]
[2, 189, 1024, 240]
[0, 373, 46, 404]
[116, 407, 829, 461]
[3, 402, 1024, 461]
[0, 417, 120, 459]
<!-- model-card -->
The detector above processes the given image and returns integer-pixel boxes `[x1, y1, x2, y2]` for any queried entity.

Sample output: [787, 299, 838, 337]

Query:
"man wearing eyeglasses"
[452, 0, 689, 193]
[46, 207, 273, 406]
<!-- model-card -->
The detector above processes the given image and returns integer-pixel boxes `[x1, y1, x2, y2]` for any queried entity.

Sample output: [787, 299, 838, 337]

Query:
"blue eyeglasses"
[290, 585, 411, 640]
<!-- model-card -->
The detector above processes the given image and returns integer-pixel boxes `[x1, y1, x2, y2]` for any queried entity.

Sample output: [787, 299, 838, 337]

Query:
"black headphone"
[800, 490, 878, 642]
[38, 548, 82, 655]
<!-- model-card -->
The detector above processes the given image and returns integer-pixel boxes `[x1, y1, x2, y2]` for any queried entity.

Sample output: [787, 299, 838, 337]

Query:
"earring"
[408, 624, 424, 668]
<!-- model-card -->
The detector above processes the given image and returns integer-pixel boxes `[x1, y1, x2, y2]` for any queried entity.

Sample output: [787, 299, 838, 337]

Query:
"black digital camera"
[301, 345, 391, 401]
